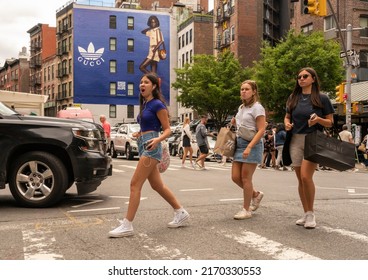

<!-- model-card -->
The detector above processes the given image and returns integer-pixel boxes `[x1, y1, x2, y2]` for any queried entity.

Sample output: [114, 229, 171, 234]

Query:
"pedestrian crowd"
[106, 68, 365, 238]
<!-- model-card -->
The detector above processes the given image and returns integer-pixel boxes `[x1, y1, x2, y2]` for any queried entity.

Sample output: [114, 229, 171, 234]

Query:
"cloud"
[0, 0, 115, 66]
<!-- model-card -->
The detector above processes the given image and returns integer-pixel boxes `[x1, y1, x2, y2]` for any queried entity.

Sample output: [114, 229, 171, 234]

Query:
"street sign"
[340, 49, 356, 58]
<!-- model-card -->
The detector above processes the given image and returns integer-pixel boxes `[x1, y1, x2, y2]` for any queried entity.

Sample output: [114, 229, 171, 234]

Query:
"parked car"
[110, 123, 140, 160]
[178, 135, 221, 162]
[0, 101, 112, 207]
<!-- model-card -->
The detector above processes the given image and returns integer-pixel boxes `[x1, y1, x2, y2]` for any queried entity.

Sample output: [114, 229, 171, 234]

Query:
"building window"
[127, 83, 134, 96]
[127, 60, 134, 73]
[360, 16, 368, 37]
[178, 36, 181, 49]
[186, 31, 188, 45]
[190, 50, 193, 63]
[182, 35, 185, 47]
[190, 29, 192, 43]
[110, 82, 117, 95]
[110, 38, 117, 51]
[52, 65, 54, 79]
[301, 23, 313, 34]
[110, 15, 117, 29]
[359, 50, 368, 68]
[324, 15, 336, 31]
[127, 39, 134, 52]
[127, 17, 134, 30]
[44, 68, 47, 82]
[110, 60, 117, 73]
[127, 105, 134, 118]
[109, 105, 116, 118]
[69, 59, 72, 75]
[182, 54, 185, 67]
[69, 82, 72, 97]
[231, 25, 235, 41]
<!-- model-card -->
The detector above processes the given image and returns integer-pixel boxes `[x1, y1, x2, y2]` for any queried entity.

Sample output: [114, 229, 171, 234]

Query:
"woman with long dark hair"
[109, 73, 189, 237]
[284, 67, 334, 229]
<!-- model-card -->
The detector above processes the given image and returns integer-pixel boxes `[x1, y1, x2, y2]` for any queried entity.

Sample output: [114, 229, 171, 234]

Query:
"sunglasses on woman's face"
[297, 74, 310, 80]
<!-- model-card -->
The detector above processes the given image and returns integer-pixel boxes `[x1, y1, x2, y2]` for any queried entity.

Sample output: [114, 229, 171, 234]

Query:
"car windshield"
[0, 102, 18, 116]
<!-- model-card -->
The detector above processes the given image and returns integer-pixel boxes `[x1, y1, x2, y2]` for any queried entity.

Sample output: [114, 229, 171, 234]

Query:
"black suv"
[0, 102, 112, 207]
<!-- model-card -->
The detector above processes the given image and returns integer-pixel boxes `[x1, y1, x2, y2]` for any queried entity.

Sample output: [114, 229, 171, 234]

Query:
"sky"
[0, 0, 213, 66]
[0, 0, 115, 66]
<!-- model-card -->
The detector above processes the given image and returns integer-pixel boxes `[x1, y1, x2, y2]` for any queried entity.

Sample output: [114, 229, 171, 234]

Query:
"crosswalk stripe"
[223, 230, 320, 260]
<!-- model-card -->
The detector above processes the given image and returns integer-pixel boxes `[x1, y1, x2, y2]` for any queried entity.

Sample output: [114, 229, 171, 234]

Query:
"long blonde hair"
[183, 117, 190, 127]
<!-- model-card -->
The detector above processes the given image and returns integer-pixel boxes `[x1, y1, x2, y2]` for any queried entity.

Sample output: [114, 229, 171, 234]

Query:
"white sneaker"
[190, 162, 195, 169]
[168, 208, 189, 228]
[296, 214, 307, 226]
[233, 208, 252, 220]
[304, 212, 316, 229]
[108, 218, 134, 238]
[250, 191, 264, 211]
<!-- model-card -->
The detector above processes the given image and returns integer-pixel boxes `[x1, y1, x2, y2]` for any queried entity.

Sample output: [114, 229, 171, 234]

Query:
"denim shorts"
[137, 131, 162, 162]
[233, 137, 263, 164]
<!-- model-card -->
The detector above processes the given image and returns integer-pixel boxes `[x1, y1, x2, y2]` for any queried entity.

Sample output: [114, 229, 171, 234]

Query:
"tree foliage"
[253, 30, 344, 121]
[172, 51, 251, 129]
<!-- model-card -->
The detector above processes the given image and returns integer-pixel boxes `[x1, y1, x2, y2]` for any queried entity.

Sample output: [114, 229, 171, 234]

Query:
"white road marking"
[22, 229, 64, 260]
[112, 168, 125, 173]
[223, 230, 320, 260]
[117, 165, 137, 169]
[67, 207, 121, 213]
[219, 198, 243, 202]
[180, 188, 214, 192]
[320, 226, 368, 243]
[138, 233, 192, 260]
[71, 199, 104, 208]
[347, 188, 356, 193]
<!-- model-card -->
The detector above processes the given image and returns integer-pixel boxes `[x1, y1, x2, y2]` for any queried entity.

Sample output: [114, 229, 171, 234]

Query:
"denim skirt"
[233, 137, 263, 164]
[137, 131, 162, 162]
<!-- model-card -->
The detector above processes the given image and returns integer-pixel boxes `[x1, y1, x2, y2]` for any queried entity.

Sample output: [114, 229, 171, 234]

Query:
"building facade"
[0, 55, 30, 93]
[213, 0, 292, 68]
[27, 24, 56, 96]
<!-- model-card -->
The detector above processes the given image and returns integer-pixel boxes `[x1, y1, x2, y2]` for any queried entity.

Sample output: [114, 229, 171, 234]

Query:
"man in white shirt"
[339, 124, 353, 144]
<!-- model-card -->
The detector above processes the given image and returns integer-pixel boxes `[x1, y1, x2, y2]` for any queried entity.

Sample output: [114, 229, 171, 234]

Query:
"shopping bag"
[214, 127, 236, 157]
[304, 130, 355, 171]
[282, 131, 293, 166]
[158, 141, 170, 173]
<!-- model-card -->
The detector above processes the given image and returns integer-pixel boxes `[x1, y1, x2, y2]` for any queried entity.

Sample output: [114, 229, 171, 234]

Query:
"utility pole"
[345, 24, 352, 132]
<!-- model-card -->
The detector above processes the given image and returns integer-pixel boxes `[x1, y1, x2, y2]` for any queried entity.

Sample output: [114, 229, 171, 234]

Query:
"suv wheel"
[126, 144, 134, 160]
[8, 151, 68, 207]
[110, 143, 117, 158]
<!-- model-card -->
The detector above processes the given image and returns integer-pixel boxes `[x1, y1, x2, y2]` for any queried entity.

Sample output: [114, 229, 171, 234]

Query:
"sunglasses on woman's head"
[297, 74, 310, 80]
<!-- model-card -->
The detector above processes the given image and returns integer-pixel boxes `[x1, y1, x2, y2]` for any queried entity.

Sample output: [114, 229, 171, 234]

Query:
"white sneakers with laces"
[108, 218, 134, 238]
[233, 208, 252, 220]
[250, 191, 264, 211]
[168, 208, 190, 228]
[296, 211, 316, 229]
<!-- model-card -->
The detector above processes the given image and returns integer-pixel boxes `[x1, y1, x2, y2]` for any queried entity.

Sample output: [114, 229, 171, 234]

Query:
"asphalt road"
[0, 156, 367, 260]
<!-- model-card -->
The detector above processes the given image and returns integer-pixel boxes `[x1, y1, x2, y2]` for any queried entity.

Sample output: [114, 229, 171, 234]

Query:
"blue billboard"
[73, 7, 170, 105]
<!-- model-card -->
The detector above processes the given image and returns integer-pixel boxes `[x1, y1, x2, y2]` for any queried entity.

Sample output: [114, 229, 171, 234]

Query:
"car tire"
[126, 143, 134, 160]
[8, 151, 68, 208]
[110, 143, 117, 158]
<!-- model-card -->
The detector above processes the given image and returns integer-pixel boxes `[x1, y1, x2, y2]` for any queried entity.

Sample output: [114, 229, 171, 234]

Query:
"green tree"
[172, 51, 251, 130]
[253, 30, 344, 121]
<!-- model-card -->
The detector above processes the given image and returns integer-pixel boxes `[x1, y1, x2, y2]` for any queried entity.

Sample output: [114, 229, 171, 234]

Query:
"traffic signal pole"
[345, 24, 352, 132]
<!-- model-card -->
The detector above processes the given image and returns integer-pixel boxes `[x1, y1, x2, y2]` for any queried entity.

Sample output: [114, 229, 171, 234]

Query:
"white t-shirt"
[339, 130, 353, 143]
[235, 102, 265, 133]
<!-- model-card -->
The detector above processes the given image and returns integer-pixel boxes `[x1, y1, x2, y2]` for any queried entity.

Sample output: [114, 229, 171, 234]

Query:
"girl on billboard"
[139, 15, 166, 74]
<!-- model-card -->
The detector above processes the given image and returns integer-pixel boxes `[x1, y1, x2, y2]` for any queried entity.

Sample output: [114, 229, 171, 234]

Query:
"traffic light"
[335, 83, 345, 103]
[352, 102, 363, 114]
[303, 0, 327, 17]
